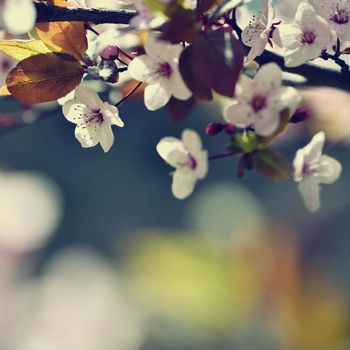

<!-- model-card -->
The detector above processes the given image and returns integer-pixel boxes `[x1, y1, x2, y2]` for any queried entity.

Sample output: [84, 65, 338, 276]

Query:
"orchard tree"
[0, 0, 346, 211]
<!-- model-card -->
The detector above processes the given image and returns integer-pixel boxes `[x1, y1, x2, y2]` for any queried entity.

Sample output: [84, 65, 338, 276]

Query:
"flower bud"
[205, 123, 225, 136]
[224, 124, 236, 134]
[100, 45, 119, 61]
[290, 107, 310, 124]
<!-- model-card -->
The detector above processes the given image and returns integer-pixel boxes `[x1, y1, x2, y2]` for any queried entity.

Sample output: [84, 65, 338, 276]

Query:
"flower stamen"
[158, 62, 172, 78]
[87, 109, 104, 124]
[251, 95, 267, 113]
[300, 30, 316, 44]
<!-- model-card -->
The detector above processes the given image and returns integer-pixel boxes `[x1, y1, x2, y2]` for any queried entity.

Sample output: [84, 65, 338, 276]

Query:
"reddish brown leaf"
[6, 53, 84, 104]
[36, 0, 88, 61]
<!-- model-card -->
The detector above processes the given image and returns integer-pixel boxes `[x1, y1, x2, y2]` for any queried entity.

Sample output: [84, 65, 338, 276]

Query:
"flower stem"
[118, 48, 133, 60]
[116, 57, 128, 66]
[115, 81, 143, 107]
[208, 151, 237, 161]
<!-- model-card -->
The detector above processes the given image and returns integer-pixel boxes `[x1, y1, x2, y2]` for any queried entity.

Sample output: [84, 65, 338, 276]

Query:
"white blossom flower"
[293, 131, 342, 212]
[0, 171, 62, 253]
[156, 129, 208, 199]
[62, 85, 124, 153]
[128, 32, 192, 111]
[224, 63, 301, 137]
[1, 0, 36, 35]
[310, 0, 350, 41]
[13, 248, 144, 350]
[242, 0, 276, 62]
[277, 2, 333, 67]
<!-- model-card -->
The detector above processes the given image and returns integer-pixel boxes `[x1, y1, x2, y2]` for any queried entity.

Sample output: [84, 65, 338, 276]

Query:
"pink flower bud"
[224, 124, 236, 134]
[100, 46, 120, 60]
[205, 123, 225, 136]
[290, 107, 310, 124]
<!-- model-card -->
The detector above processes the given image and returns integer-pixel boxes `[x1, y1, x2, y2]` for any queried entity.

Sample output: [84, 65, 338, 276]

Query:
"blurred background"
[0, 0, 350, 348]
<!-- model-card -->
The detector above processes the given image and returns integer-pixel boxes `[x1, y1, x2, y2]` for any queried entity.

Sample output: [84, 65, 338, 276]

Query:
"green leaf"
[253, 150, 291, 181]
[0, 39, 51, 61]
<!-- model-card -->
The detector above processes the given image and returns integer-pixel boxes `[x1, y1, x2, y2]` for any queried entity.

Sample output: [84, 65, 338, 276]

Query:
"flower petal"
[253, 110, 280, 136]
[295, 2, 317, 26]
[156, 137, 187, 167]
[254, 63, 282, 92]
[246, 37, 268, 62]
[269, 86, 301, 113]
[224, 102, 254, 127]
[145, 31, 171, 61]
[242, 21, 265, 48]
[99, 124, 114, 153]
[62, 101, 85, 125]
[313, 155, 342, 184]
[303, 131, 325, 165]
[75, 85, 102, 109]
[265, 0, 275, 25]
[168, 70, 192, 101]
[172, 168, 196, 199]
[293, 148, 305, 182]
[182, 129, 202, 154]
[194, 150, 209, 180]
[75, 124, 99, 149]
[298, 177, 321, 212]
[128, 55, 158, 84]
[278, 24, 302, 51]
[144, 82, 171, 111]
[100, 102, 124, 127]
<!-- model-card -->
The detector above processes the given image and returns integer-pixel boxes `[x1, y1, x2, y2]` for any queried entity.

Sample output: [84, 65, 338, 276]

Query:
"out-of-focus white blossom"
[156, 129, 208, 199]
[13, 247, 144, 350]
[224, 63, 301, 137]
[242, 0, 276, 62]
[310, 0, 350, 41]
[1, 0, 36, 35]
[0, 171, 62, 253]
[277, 2, 333, 67]
[128, 32, 191, 111]
[293, 131, 342, 212]
[276, 0, 302, 21]
[62, 85, 124, 153]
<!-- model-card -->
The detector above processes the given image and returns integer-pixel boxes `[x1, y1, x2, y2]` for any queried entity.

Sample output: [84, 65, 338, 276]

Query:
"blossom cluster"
[242, 0, 350, 67]
[0, 0, 347, 212]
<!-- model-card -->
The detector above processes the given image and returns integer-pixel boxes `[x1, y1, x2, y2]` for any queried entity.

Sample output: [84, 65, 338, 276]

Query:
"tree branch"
[34, 1, 136, 24]
[33, 2, 350, 93]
